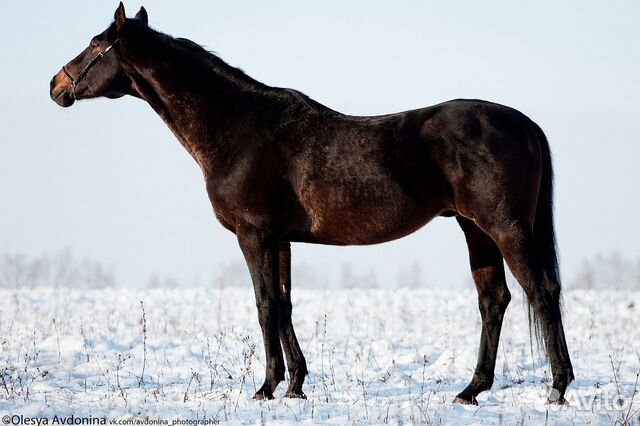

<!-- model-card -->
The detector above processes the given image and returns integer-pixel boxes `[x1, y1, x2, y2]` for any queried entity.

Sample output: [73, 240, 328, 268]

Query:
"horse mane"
[149, 30, 332, 113]
[171, 36, 272, 92]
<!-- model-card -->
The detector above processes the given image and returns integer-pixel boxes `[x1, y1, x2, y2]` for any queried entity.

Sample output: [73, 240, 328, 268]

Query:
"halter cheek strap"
[62, 37, 121, 100]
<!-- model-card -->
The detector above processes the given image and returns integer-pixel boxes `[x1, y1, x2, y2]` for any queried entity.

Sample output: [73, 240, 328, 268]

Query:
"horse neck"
[121, 31, 277, 170]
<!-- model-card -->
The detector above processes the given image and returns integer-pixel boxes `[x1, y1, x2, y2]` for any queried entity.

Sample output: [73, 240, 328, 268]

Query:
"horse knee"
[499, 287, 511, 309]
[279, 298, 292, 317]
[255, 298, 281, 327]
[478, 288, 510, 323]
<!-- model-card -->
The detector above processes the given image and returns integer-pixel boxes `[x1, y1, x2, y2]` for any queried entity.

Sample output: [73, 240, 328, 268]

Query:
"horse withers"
[50, 3, 574, 404]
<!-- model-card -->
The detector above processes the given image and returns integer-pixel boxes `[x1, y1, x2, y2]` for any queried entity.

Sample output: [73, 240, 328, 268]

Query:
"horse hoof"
[253, 391, 274, 400]
[453, 395, 478, 405]
[285, 390, 307, 399]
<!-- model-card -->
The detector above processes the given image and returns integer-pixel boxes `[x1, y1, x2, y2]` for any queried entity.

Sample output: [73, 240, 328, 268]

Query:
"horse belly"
[299, 180, 439, 245]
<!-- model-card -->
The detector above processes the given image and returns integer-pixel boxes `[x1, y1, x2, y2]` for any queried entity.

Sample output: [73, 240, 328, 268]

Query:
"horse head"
[49, 3, 147, 107]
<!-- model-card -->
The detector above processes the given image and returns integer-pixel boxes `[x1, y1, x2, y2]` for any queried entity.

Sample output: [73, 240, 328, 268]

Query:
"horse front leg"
[278, 242, 308, 398]
[237, 224, 285, 400]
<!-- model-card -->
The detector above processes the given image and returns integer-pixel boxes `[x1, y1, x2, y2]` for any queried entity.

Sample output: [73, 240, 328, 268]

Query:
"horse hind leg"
[453, 217, 511, 405]
[487, 220, 574, 403]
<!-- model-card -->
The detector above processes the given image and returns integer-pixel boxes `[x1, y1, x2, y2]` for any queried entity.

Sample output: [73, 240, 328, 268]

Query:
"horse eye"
[90, 39, 100, 49]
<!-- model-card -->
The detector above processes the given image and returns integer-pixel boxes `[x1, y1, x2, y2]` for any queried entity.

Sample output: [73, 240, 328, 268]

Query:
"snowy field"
[0, 286, 638, 425]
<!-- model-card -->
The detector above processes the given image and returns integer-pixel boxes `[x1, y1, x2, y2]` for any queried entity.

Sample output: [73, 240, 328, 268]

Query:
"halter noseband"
[62, 37, 122, 100]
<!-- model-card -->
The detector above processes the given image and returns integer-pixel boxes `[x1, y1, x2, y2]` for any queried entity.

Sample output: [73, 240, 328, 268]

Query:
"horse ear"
[135, 6, 148, 25]
[114, 2, 126, 33]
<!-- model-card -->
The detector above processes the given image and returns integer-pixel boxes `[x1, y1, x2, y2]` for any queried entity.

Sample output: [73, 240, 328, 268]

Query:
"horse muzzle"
[50, 71, 75, 108]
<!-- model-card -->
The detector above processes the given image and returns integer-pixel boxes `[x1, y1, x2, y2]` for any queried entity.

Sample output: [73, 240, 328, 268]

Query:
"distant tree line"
[2, 250, 638, 290]
[571, 251, 640, 289]
[0, 249, 114, 289]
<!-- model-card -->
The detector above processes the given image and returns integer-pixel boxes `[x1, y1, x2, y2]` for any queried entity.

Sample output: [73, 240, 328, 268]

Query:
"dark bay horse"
[50, 4, 574, 404]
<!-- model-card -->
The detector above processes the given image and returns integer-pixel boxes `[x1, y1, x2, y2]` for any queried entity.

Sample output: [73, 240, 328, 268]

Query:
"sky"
[0, 1, 638, 288]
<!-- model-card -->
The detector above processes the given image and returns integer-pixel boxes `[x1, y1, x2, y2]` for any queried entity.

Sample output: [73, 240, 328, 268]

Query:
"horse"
[50, 3, 574, 404]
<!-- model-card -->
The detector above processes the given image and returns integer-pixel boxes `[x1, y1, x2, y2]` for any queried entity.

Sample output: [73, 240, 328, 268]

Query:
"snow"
[0, 286, 638, 425]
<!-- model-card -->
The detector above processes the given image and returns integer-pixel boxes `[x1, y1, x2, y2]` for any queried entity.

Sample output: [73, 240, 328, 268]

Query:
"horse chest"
[205, 162, 285, 231]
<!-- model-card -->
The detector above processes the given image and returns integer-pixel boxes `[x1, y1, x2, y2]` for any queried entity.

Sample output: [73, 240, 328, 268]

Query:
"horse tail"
[529, 121, 562, 348]
[534, 124, 560, 287]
